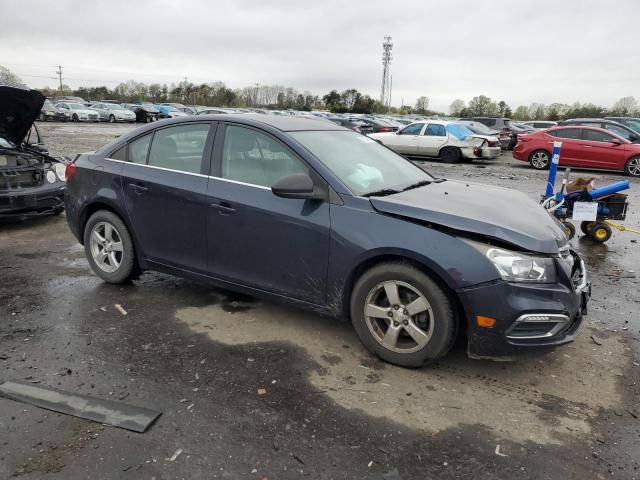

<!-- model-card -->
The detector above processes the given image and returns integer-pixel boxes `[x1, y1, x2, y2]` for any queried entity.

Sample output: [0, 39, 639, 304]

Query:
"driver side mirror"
[272, 173, 323, 200]
[610, 138, 623, 145]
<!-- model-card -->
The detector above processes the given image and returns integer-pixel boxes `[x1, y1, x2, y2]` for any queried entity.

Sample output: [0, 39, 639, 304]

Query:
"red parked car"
[513, 126, 640, 177]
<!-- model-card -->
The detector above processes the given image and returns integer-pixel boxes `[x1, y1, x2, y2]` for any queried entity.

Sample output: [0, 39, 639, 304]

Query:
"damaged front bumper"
[0, 182, 66, 217]
[458, 250, 590, 358]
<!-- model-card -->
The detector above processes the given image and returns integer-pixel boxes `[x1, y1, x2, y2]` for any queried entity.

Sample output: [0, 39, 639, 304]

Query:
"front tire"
[109, 115, 116, 123]
[83, 210, 136, 284]
[624, 156, 640, 177]
[350, 262, 457, 367]
[529, 150, 550, 170]
[440, 146, 462, 163]
[72, 114, 79, 122]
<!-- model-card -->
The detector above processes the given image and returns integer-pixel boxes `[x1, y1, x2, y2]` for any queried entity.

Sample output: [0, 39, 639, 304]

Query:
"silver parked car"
[90, 103, 136, 123]
[369, 120, 501, 163]
[54, 102, 100, 122]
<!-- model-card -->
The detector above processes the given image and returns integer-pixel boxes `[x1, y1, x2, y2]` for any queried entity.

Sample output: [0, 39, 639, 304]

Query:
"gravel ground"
[0, 122, 639, 479]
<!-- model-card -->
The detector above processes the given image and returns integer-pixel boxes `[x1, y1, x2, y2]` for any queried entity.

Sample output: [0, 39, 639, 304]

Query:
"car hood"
[0, 85, 45, 144]
[369, 180, 567, 254]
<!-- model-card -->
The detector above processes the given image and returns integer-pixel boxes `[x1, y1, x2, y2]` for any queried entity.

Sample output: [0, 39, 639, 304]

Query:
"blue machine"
[543, 142, 630, 243]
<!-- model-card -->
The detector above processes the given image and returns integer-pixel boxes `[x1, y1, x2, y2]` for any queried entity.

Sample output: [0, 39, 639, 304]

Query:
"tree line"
[2, 66, 637, 118]
[450, 95, 639, 120]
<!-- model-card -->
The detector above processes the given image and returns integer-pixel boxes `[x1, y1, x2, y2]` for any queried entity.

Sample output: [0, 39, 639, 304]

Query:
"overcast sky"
[1, 0, 638, 112]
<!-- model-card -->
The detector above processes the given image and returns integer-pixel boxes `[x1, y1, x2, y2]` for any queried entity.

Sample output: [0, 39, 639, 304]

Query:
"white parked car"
[368, 120, 501, 163]
[90, 103, 136, 123]
[54, 102, 100, 122]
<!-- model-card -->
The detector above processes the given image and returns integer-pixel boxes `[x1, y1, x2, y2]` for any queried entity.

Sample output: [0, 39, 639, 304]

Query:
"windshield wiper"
[363, 188, 401, 197]
[400, 178, 445, 192]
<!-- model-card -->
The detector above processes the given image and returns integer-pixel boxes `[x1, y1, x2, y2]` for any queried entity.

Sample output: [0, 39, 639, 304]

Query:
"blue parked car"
[64, 115, 589, 367]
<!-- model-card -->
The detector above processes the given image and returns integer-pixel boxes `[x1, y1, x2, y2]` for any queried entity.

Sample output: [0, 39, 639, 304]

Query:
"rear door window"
[129, 134, 152, 164]
[147, 124, 210, 174]
[550, 128, 582, 140]
[423, 124, 446, 136]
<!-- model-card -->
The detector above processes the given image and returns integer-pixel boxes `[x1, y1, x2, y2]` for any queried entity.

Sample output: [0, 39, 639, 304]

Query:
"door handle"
[210, 202, 236, 215]
[128, 183, 149, 194]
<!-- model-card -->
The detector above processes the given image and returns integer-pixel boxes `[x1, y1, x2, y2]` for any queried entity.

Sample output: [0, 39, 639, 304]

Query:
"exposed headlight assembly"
[486, 248, 555, 282]
[464, 239, 556, 283]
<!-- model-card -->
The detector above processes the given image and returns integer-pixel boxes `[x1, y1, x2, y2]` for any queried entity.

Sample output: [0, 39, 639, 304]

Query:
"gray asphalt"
[0, 122, 639, 479]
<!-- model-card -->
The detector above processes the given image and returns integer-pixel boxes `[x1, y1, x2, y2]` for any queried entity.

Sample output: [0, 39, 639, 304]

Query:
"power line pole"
[380, 36, 393, 107]
[388, 74, 393, 112]
[56, 65, 63, 90]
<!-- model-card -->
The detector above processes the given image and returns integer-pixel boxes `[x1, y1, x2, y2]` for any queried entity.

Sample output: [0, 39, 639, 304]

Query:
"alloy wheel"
[530, 152, 549, 169]
[364, 281, 434, 354]
[89, 221, 124, 273]
[627, 157, 640, 176]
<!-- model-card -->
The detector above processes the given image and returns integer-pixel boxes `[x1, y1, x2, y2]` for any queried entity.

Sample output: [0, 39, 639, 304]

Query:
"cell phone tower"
[380, 36, 393, 107]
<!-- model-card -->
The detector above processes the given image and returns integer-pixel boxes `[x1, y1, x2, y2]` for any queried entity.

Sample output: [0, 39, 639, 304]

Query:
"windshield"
[69, 104, 86, 110]
[290, 131, 434, 196]
[607, 125, 634, 140]
[446, 124, 475, 140]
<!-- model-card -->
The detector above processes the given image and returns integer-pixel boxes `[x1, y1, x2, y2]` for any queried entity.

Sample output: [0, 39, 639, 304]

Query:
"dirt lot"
[1, 122, 639, 479]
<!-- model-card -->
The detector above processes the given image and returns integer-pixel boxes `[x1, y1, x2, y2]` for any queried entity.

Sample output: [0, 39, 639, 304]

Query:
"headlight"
[463, 239, 556, 283]
[486, 248, 556, 282]
[46, 170, 56, 183]
[54, 163, 66, 181]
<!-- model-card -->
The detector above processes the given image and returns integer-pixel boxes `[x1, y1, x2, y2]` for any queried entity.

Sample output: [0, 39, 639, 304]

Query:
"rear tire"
[562, 221, 575, 240]
[580, 221, 595, 236]
[529, 150, 551, 170]
[624, 156, 640, 177]
[38, 113, 45, 122]
[440, 147, 461, 164]
[350, 262, 457, 367]
[83, 210, 136, 284]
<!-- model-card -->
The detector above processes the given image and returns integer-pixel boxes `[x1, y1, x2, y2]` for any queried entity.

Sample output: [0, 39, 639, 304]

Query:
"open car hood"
[0, 84, 46, 144]
[369, 180, 567, 254]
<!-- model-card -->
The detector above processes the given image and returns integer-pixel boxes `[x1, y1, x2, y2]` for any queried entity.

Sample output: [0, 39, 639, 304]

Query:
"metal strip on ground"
[0, 381, 161, 433]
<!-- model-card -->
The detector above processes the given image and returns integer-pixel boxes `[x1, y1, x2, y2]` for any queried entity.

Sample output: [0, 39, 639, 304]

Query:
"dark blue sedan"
[64, 115, 589, 367]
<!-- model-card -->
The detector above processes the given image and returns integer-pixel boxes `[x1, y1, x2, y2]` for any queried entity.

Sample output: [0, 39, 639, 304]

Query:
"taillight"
[65, 162, 77, 180]
[378, 127, 393, 132]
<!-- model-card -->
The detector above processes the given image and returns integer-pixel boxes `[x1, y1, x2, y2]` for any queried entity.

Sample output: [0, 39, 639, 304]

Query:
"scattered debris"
[628, 409, 638, 420]
[495, 444, 508, 457]
[165, 449, 183, 462]
[99, 306, 107, 312]
[292, 454, 304, 465]
[0, 352, 8, 360]
[368, 460, 373, 467]
[590, 335, 603, 346]
[114, 304, 128, 316]
[0, 381, 161, 433]
[142, 343, 152, 351]
[257, 388, 267, 395]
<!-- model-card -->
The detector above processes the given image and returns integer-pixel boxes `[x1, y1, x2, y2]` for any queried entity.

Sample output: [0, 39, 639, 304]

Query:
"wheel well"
[342, 254, 468, 334]
[79, 203, 125, 245]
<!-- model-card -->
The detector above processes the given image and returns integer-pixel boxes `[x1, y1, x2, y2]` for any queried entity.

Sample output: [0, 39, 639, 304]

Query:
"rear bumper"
[458, 258, 590, 358]
[0, 183, 65, 217]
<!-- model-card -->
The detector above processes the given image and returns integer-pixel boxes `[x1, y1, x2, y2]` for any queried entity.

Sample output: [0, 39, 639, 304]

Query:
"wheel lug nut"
[403, 320, 408, 326]
[387, 311, 393, 318]
[403, 310, 408, 315]
[393, 321, 399, 327]
[393, 305, 399, 310]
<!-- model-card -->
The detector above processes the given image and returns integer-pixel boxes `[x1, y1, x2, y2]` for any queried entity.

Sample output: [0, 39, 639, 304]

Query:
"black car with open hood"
[0, 83, 67, 217]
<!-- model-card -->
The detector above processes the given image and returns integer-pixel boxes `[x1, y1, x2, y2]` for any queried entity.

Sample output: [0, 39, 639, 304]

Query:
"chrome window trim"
[103, 157, 270, 189]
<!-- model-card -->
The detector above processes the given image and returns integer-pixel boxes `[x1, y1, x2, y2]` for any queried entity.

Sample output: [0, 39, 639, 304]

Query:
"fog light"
[476, 316, 496, 328]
